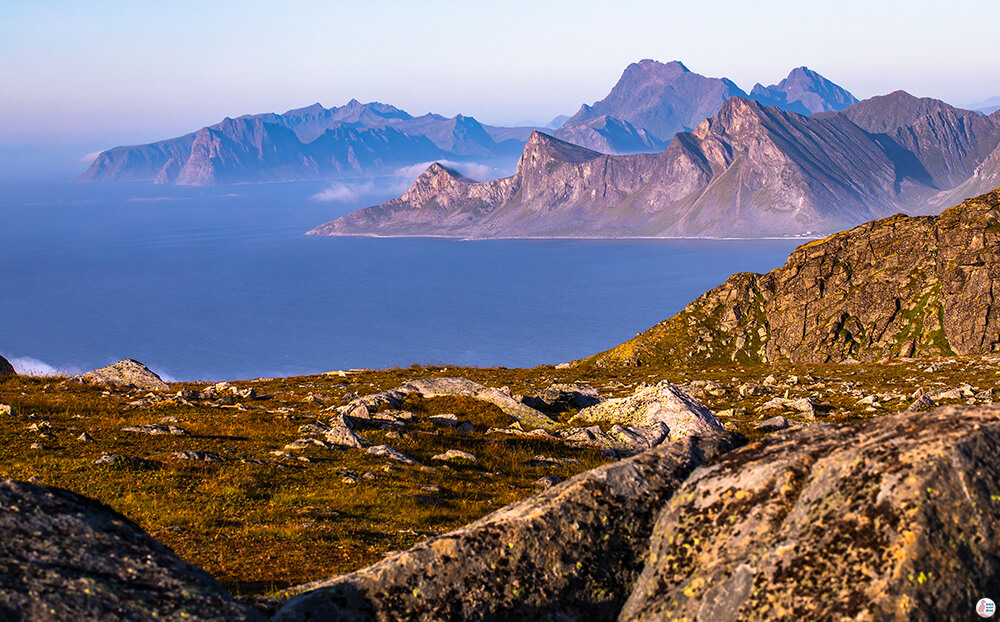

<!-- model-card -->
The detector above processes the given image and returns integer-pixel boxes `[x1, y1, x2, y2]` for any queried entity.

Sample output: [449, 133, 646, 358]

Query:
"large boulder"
[571, 380, 724, 440]
[0, 479, 262, 621]
[0, 354, 15, 378]
[273, 431, 745, 622]
[621, 405, 1000, 620]
[76, 358, 169, 391]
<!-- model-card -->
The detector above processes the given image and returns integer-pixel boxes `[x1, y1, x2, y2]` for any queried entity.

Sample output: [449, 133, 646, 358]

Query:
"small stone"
[366, 445, 417, 465]
[0, 404, 13, 416]
[284, 438, 334, 450]
[428, 414, 459, 428]
[121, 424, 188, 436]
[77, 432, 93, 443]
[362, 471, 377, 480]
[533, 475, 562, 489]
[172, 450, 225, 463]
[30, 442, 43, 450]
[431, 449, 479, 464]
[755, 416, 789, 431]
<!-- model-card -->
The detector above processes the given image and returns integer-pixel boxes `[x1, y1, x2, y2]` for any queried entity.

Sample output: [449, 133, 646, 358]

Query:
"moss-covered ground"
[0, 356, 994, 598]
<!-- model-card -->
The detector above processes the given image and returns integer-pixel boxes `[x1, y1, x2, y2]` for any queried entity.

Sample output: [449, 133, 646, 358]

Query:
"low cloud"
[6, 356, 77, 377]
[80, 151, 102, 164]
[394, 160, 498, 184]
[311, 180, 375, 202]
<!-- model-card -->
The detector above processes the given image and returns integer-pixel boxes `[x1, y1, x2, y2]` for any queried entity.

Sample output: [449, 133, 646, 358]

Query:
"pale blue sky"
[1, 0, 998, 156]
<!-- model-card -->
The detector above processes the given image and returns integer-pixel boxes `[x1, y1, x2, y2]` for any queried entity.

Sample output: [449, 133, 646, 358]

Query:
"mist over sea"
[0, 179, 800, 381]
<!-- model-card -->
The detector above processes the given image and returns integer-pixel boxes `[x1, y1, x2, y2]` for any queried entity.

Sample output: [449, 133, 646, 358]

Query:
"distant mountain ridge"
[80, 100, 533, 186]
[81, 59, 863, 185]
[311, 93, 1000, 239]
[553, 60, 859, 154]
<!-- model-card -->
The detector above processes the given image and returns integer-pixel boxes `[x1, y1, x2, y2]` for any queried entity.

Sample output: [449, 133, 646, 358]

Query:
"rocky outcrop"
[583, 187, 1000, 366]
[273, 432, 744, 622]
[314, 93, 1000, 239]
[0, 354, 15, 378]
[570, 381, 724, 439]
[620, 405, 1000, 620]
[0, 479, 262, 621]
[75, 359, 169, 391]
[334, 377, 557, 429]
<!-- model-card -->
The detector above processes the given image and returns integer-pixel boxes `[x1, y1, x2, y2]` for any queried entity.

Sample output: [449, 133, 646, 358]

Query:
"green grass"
[0, 357, 991, 596]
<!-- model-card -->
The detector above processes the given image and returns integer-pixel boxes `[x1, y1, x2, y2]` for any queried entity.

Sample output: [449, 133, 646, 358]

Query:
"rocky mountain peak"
[749, 66, 858, 114]
[623, 59, 690, 80]
[516, 131, 602, 176]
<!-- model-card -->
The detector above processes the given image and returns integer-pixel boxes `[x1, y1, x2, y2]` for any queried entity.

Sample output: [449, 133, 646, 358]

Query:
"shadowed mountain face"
[554, 61, 859, 154]
[582, 188, 1000, 367]
[749, 66, 859, 115]
[80, 100, 530, 186]
[312, 94, 1000, 239]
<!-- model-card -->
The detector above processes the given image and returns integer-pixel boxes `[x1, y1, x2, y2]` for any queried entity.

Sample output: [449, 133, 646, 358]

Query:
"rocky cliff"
[312, 93, 1000, 238]
[583, 187, 1000, 367]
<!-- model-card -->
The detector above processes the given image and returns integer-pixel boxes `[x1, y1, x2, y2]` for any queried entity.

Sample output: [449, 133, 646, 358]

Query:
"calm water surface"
[0, 180, 802, 380]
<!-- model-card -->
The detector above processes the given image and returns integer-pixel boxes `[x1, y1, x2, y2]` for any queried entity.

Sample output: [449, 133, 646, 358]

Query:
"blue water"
[0, 180, 802, 381]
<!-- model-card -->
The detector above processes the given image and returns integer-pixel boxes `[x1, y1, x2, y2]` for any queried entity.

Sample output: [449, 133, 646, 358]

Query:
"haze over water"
[0, 179, 799, 381]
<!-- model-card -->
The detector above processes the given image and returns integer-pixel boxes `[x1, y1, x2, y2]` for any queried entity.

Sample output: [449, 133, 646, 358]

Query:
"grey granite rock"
[273, 431, 743, 622]
[620, 405, 1000, 621]
[0, 479, 263, 621]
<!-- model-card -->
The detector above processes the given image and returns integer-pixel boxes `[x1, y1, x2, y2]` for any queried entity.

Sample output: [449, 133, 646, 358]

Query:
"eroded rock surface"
[585, 188, 1000, 366]
[571, 380, 724, 440]
[75, 358, 169, 391]
[621, 405, 1000, 621]
[0, 479, 262, 621]
[273, 432, 744, 622]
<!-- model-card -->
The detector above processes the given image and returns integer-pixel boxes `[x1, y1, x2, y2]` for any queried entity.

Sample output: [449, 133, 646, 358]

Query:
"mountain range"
[80, 60, 860, 185]
[311, 92, 1000, 238]
[553, 61, 858, 154]
[79, 100, 532, 185]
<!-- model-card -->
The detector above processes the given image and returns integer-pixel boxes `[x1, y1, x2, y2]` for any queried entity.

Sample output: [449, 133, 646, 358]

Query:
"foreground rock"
[0, 479, 262, 621]
[75, 359, 169, 391]
[0, 354, 15, 378]
[273, 432, 743, 622]
[585, 187, 1000, 366]
[621, 405, 1000, 620]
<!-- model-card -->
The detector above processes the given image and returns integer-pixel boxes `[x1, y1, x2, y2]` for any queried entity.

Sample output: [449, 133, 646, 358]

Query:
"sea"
[0, 178, 802, 381]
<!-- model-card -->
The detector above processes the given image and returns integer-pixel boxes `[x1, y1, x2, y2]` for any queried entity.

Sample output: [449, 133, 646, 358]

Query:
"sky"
[1, 0, 998, 178]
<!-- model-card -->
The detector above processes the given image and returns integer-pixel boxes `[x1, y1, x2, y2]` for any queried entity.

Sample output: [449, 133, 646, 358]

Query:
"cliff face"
[314, 93, 1000, 238]
[583, 187, 1000, 366]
